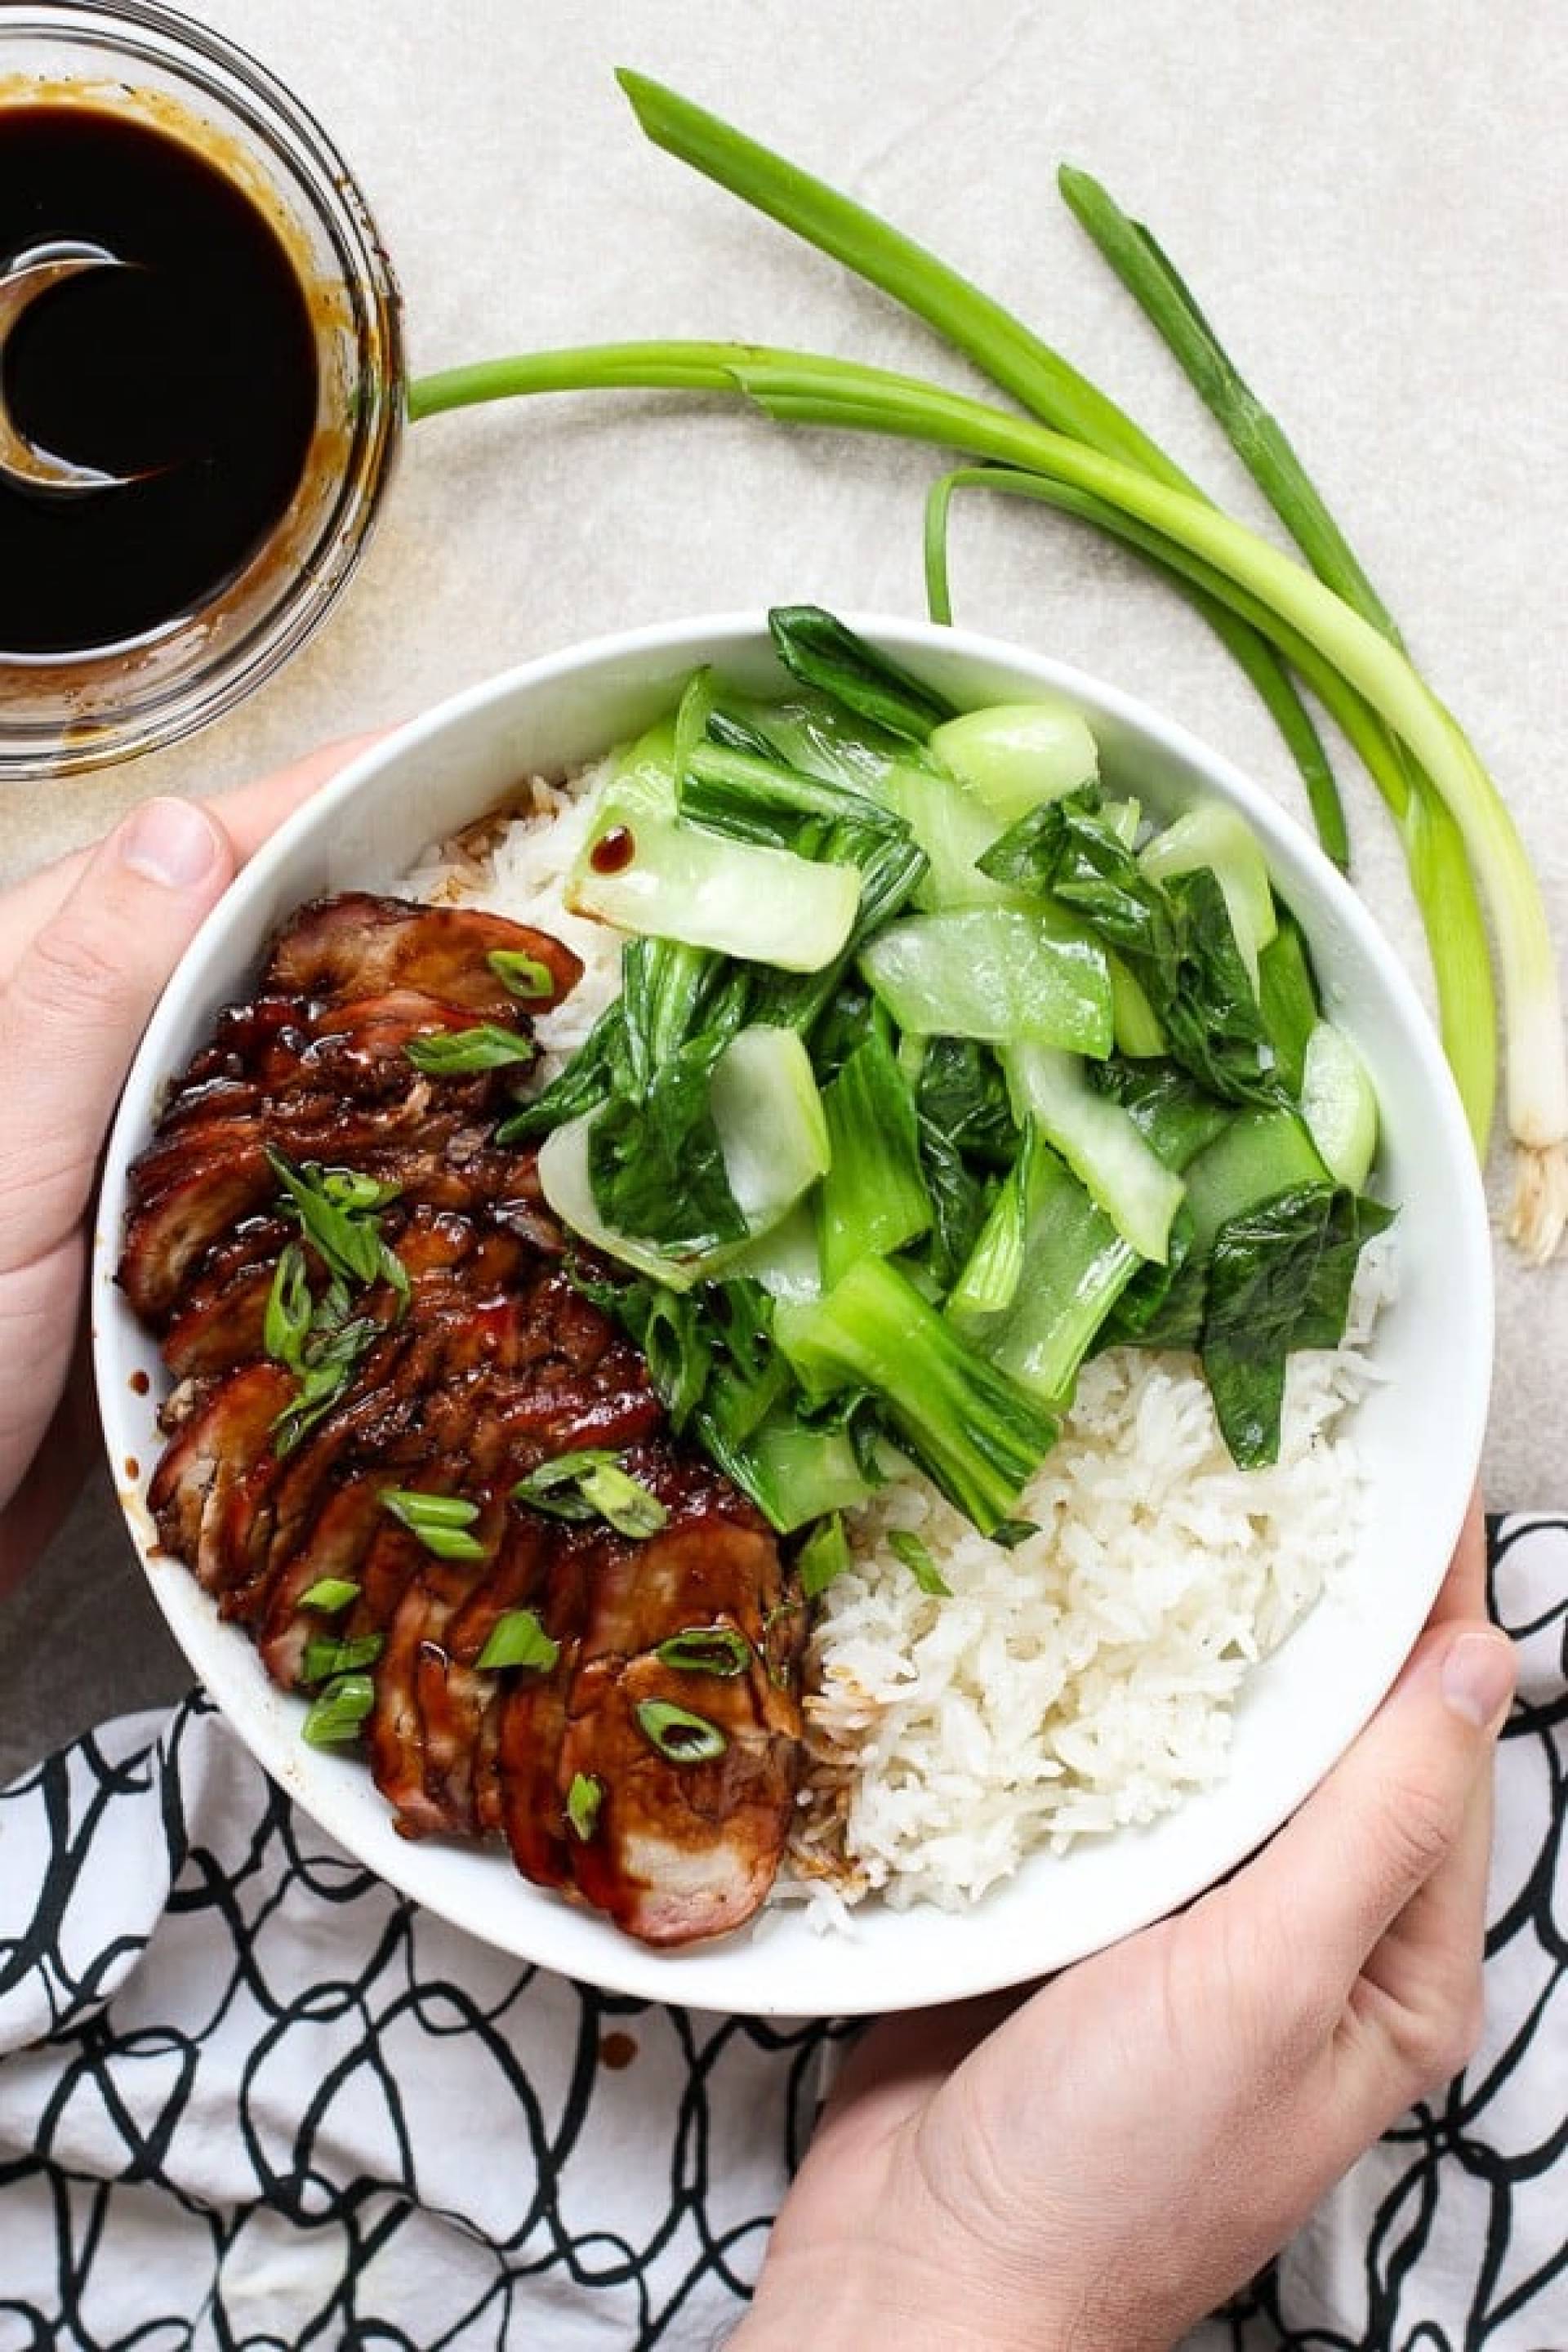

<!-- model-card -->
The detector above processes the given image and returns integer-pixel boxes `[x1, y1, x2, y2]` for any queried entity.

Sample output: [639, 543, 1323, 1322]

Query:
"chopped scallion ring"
[301, 1672, 376, 1748]
[475, 1609, 561, 1673]
[488, 947, 556, 1000]
[298, 1576, 361, 1615]
[378, 1487, 488, 1561]
[567, 1772, 604, 1840]
[655, 1625, 751, 1677]
[404, 1022, 537, 1075]
[302, 1633, 383, 1685]
[634, 1698, 728, 1763]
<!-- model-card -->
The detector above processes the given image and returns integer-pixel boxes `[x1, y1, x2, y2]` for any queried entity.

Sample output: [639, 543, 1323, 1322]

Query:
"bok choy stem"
[407, 92, 1567, 1254]
[414, 332, 1561, 1245]
[924, 466, 1349, 871]
[922, 465, 1496, 1147]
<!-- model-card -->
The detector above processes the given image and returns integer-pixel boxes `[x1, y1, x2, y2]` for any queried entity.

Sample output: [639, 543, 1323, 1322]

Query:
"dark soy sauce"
[0, 107, 318, 657]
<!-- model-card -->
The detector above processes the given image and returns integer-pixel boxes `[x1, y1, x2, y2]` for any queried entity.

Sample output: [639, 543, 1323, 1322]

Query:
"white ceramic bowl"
[93, 614, 1493, 2016]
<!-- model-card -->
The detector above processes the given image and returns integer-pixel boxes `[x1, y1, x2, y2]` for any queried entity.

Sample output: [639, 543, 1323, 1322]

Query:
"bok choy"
[408, 70, 1566, 1259]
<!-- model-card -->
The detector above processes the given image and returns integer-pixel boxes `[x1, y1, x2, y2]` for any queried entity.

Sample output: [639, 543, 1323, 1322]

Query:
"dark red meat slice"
[147, 1361, 297, 1589]
[560, 1507, 801, 1946]
[118, 888, 802, 1949]
[257, 1477, 391, 1688]
[264, 893, 581, 1018]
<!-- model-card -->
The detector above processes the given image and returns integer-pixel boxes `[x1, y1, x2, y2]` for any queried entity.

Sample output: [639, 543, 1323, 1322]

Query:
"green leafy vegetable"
[780, 1256, 1058, 1534]
[1257, 919, 1321, 1098]
[1202, 1187, 1396, 1466]
[817, 1023, 932, 1286]
[860, 905, 1114, 1057]
[677, 734, 897, 844]
[497, 1001, 625, 1143]
[928, 699, 1098, 823]
[887, 1527, 952, 1597]
[798, 1512, 853, 1599]
[569, 797, 863, 971]
[768, 604, 956, 743]
[1004, 1042, 1183, 1263]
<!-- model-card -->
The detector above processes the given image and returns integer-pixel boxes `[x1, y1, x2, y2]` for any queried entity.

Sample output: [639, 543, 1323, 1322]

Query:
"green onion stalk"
[406, 75, 1567, 1260]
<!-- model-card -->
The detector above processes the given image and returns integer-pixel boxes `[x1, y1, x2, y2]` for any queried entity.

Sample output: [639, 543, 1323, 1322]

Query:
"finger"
[0, 733, 385, 981]
[1427, 1487, 1487, 1627]
[0, 798, 236, 1272]
[1346, 1720, 1495, 2113]
[205, 731, 389, 862]
[1224, 1615, 1515, 2010]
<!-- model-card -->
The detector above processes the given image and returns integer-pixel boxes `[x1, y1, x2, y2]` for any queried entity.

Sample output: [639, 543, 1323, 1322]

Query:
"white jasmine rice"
[412, 767, 1391, 1922]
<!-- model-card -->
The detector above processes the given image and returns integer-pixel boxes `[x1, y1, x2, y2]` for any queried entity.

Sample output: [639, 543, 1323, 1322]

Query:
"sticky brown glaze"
[118, 889, 803, 1948]
[263, 893, 581, 1018]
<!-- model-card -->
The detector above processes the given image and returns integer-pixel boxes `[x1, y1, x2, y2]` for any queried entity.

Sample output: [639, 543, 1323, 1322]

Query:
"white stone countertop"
[2, 0, 1564, 1762]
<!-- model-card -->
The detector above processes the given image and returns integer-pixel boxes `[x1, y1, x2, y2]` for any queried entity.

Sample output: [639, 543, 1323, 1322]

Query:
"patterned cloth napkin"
[1, 1516, 1562, 2350]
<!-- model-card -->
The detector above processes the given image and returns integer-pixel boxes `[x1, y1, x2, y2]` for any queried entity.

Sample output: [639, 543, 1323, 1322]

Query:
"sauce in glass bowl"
[0, 104, 318, 657]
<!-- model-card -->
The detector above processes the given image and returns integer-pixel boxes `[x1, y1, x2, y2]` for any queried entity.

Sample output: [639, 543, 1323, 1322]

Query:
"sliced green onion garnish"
[266, 1150, 408, 1304]
[510, 1450, 617, 1521]
[488, 947, 556, 1000]
[567, 1771, 603, 1840]
[264, 1241, 312, 1365]
[511, 1450, 669, 1539]
[887, 1527, 952, 1597]
[634, 1698, 728, 1763]
[475, 1608, 561, 1672]
[798, 1512, 853, 1601]
[319, 1168, 402, 1212]
[404, 1022, 537, 1075]
[578, 1462, 668, 1539]
[990, 1518, 1040, 1551]
[302, 1632, 384, 1685]
[298, 1576, 361, 1615]
[655, 1624, 751, 1677]
[378, 1487, 488, 1560]
[301, 1671, 376, 1747]
[407, 75, 1568, 1256]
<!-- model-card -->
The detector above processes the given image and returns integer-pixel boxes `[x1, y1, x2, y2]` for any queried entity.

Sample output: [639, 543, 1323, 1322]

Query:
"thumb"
[0, 795, 235, 1272]
[1228, 1615, 1514, 1999]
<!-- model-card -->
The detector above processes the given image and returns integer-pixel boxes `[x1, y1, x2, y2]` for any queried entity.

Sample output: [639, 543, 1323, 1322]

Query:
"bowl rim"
[91, 608, 1494, 2013]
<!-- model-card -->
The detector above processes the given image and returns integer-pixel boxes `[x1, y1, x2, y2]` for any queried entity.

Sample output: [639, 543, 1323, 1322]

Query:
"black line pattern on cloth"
[1196, 1513, 1568, 2351]
[2, 1518, 1564, 2350]
[0, 1692, 853, 2349]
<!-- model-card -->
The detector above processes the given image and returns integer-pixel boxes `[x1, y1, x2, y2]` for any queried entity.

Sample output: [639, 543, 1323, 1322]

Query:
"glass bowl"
[0, 0, 403, 782]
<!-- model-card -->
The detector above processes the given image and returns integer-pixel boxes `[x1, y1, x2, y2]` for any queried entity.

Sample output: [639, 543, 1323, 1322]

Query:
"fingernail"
[1441, 1629, 1515, 1730]
[118, 797, 223, 889]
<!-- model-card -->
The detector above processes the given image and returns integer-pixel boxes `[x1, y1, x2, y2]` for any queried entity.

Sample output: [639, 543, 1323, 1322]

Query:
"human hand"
[737, 1495, 1512, 2352]
[0, 741, 379, 1595]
